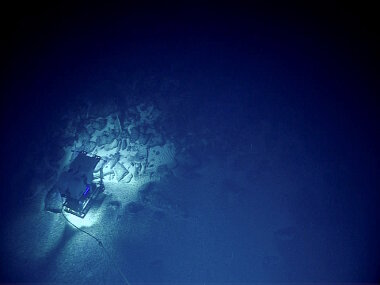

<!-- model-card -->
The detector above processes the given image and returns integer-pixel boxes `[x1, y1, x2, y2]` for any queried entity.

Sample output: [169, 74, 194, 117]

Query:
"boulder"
[122, 172, 133, 183]
[44, 187, 63, 213]
[78, 129, 90, 143]
[108, 155, 119, 168]
[113, 162, 129, 182]
[121, 138, 127, 150]
[130, 162, 142, 177]
[85, 124, 95, 135]
[94, 159, 105, 173]
[96, 132, 116, 147]
[83, 141, 97, 153]
[104, 138, 119, 151]
[129, 127, 140, 142]
[102, 160, 115, 176]
[129, 150, 146, 163]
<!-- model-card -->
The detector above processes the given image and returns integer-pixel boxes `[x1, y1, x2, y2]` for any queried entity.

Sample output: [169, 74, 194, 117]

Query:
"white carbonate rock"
[44, 187, 63, 213]
[95, 118, 107, 130]
[122, 172, 133, 183]
[118, 156, 131, 167]
[102, 160, 114, 176]
[57, 100, 178, 200]
[121, 138, 127, 150]
[129, 163, 140, 178]
[83, 141, 96, 153]
[104, 139, 118, 151]
[94, 159, 105, 173]
[113, 162, 129, 182]
[96, 133, 111, 147]
[129, 147, 147, 164]
[129, 127, 140, 142]
[109, 155, 119, 168]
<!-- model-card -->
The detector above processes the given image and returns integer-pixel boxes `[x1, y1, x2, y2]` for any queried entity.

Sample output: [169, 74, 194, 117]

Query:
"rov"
[52, 151, 105, 218]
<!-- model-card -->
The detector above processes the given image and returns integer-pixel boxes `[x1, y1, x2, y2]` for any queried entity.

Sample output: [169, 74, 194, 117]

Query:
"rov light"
[83, 184, 90, 196]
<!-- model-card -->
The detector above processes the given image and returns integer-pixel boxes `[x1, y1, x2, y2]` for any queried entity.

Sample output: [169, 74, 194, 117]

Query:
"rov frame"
[61, 151, 105, 218]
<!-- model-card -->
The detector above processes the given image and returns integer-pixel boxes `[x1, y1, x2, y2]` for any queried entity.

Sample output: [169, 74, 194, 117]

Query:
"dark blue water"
[0, 2, 379, 283]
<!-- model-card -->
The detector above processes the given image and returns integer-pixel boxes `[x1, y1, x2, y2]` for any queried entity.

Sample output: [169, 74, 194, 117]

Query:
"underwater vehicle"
[51, 152, 131, 284]
[56, 151, 104, 218]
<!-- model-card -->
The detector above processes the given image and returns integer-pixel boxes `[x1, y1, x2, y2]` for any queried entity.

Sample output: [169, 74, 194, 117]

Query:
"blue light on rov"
[83, 185, 90, 196]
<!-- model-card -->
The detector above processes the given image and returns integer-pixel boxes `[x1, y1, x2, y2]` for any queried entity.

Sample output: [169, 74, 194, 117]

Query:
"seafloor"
[1, 69, 378, 283]
[0, 3, 379, 284]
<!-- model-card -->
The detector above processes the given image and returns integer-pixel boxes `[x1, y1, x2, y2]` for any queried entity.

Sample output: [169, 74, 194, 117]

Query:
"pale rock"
[129, 127, 140, 142]
[83, 141, 97, 153]
[121, 138, 127, 150]
[96, 131, 116, 147]
[102, 160, 114, 176]
[122, 172, 133, 183]
[113, 162, 129, 182]
[94, 159, 105, 173]
[104, 139, 118, 151]
[44, 187, 63, 213]
[108, 155, 119, 169]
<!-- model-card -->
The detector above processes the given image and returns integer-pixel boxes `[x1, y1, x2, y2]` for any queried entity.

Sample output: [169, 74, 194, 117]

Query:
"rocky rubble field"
[43, 99, 182, 212]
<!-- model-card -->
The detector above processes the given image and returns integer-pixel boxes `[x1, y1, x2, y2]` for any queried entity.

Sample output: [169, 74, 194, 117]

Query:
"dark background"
[0, 1, 379, 282]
